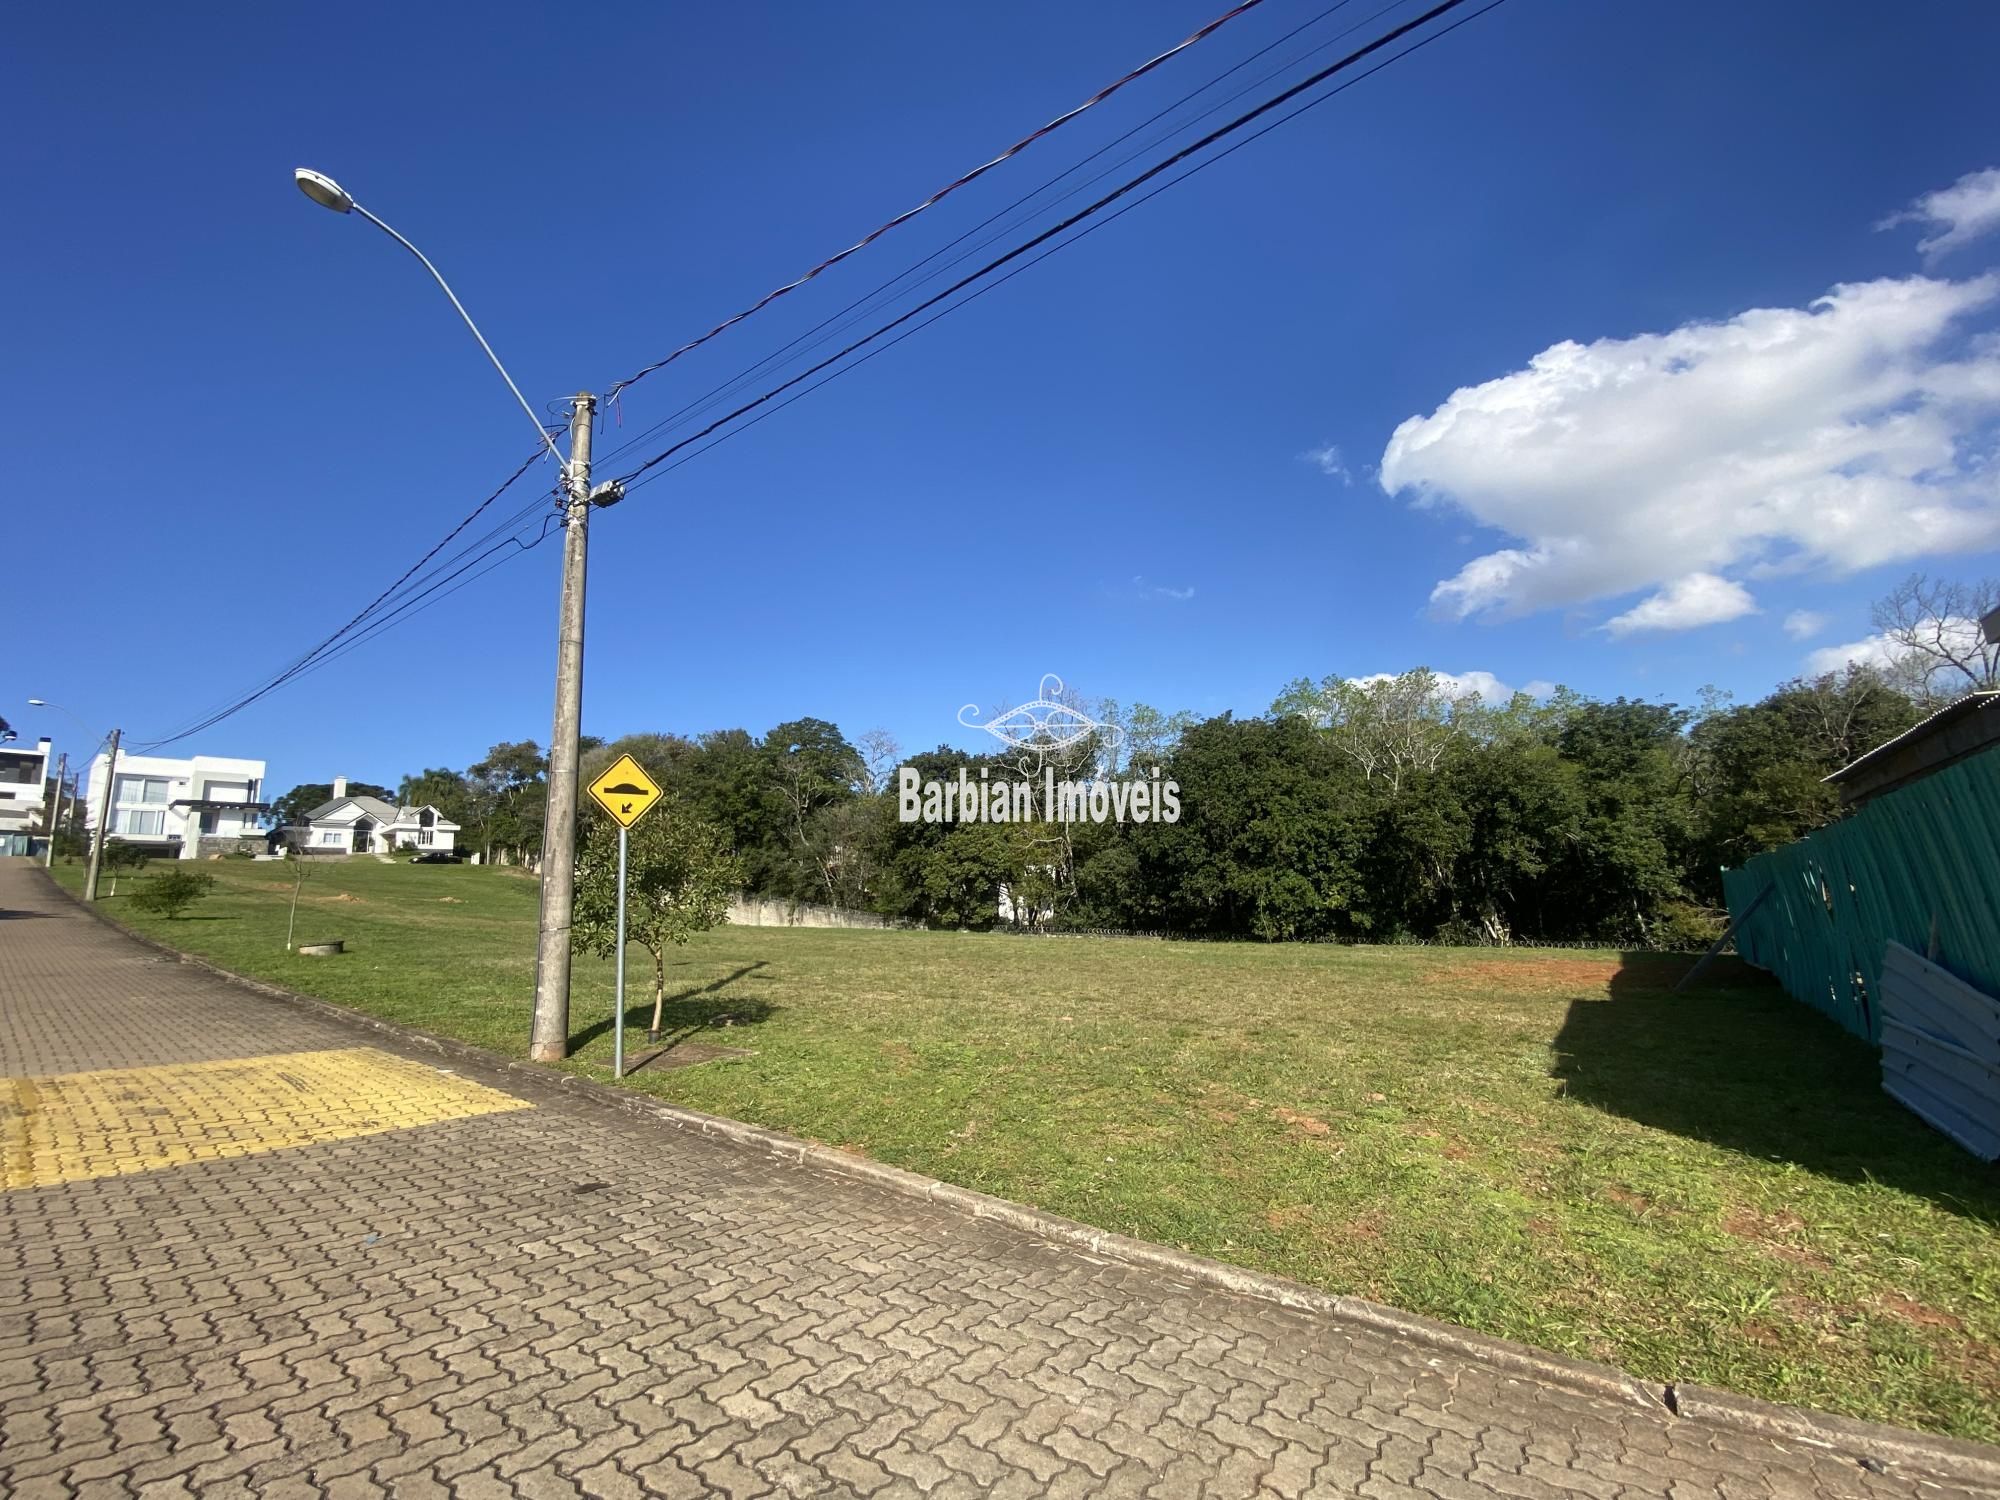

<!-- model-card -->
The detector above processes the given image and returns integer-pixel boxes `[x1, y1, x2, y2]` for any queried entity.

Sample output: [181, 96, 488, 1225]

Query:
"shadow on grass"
[1550, 954, 2000, 1223]
[570, 961, 775, 1053]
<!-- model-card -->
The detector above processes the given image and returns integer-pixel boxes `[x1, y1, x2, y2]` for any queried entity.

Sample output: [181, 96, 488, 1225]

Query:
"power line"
[602, 0, 1272, 402]
[623, 0, 1504, 496]
[132, 460, 560, 751]
[286, 513, 563, 686]
[593, 0, 1382, 474]
[614, 0, 1494, 490]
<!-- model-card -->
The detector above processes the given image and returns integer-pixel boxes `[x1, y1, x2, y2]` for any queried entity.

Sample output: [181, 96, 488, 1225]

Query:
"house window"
[117, 809, 166, 836]
[116, 776, 169, 805]
[418, 830, 434, 846]
[321, 830, 342, 845]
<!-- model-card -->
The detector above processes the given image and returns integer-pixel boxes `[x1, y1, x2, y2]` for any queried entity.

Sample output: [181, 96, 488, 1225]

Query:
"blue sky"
[8, 0, 2000, 795]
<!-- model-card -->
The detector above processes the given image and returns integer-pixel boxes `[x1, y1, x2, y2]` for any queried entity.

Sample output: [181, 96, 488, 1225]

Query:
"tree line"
[269, 573, 1993, 946]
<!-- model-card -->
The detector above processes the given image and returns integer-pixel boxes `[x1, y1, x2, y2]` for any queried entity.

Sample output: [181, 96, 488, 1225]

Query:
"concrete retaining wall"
[726, 892, 900, 929]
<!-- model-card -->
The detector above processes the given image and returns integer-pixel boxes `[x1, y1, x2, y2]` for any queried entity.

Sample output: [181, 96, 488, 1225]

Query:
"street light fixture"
[293, 167, 569, 480]
[294, 168, 599, 1063]
[293, 168, 354, 215]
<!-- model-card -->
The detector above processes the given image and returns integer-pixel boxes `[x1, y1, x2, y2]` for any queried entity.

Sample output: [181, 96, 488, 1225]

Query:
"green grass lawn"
[47, 856, 2000, 1441]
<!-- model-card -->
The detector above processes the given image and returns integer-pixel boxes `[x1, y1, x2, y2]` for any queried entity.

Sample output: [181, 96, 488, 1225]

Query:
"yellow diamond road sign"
[588, 754, 663, 829]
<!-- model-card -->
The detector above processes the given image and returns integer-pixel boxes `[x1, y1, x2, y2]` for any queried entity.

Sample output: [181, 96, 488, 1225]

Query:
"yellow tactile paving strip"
[1, 1047, 531, 1190]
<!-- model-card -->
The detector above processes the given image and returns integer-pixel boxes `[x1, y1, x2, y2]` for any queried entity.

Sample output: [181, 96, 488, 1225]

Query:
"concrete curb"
[39, 870, 2000, 1486]
[1667, 1385, 2000, 1487]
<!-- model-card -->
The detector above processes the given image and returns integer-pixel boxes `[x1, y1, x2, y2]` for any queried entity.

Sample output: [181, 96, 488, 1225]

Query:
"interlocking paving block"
[1, 1047, 531, 1190]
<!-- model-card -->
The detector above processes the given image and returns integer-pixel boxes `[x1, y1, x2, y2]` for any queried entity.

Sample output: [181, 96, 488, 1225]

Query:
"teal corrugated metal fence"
[1722, 747, 2000, 1043]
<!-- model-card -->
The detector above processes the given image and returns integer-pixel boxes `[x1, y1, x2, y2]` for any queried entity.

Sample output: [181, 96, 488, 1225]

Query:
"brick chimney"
[333, 775, 348, 799]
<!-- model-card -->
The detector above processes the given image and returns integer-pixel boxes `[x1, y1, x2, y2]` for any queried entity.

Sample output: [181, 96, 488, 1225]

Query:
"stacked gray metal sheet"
[1879, 940, 2000, 1161]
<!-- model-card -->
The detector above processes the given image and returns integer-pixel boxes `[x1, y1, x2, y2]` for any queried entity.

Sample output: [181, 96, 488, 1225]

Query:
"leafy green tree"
[572, 801, 742, 1039]
[396, 767, 474, 825]
[1445, 740, 1588, 941]
[1685, 666, 1919, 895]
[1138, 714, 1370, 940]
[918, 822, 1024, 929]
[465, 741, 546, 864]
[130, 870, 216, 919]
[760, 718, 865, 904]
[1120, 703, 1197, 769]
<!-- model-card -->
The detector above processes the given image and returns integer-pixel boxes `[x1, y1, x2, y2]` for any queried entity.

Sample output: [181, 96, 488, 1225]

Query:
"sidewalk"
[3, 859, 1994, 1498]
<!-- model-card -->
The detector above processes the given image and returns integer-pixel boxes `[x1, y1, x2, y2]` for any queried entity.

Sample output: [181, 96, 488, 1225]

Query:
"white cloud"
[1880, 166, 2000, 261]
[1378, 275, 2000, 627]
[1603, 573, 1758, 636]
[1782, 609, 1829, 640]
[1131, 575, 1195, 602]
[1302, 443, 1352, 485]
[1805, 632, 1903, 677]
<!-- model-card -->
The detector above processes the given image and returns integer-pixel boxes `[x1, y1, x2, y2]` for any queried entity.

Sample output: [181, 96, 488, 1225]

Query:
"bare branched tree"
[856, 729, 902, 795]
[1271, 669, 1467, 794]
[1869, 573, 2000, 706]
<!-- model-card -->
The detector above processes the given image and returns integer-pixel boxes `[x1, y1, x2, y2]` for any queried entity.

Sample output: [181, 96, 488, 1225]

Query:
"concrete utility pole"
[43, 751, 66, 868]
[84, 729, 120, 902]
[530, 394, 595, 1062]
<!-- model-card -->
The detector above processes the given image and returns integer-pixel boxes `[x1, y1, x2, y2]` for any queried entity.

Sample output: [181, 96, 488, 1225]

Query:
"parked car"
[408, 850, 463, 864]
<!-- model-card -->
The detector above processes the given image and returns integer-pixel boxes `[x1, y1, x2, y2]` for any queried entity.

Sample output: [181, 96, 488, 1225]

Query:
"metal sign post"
[614, 825, 629, 1079]
[585, 753, 664, 1083]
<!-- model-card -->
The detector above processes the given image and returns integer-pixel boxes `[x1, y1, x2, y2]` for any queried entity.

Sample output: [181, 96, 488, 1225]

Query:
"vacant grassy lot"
[45, 857, 2000, 1440]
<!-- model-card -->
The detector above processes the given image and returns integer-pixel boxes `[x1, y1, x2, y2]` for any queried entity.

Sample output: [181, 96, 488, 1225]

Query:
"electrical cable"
[614, 0, 1493, 489]
[624, 0, 1498, 496]
[287, 513, 564, 685]
[132, 461, 559, 751]
[602, 0, 1271, 401]
[592, 0, 1380, 472]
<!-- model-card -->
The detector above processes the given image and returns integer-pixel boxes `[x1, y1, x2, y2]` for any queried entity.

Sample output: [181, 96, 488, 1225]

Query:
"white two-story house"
[85, 751, 268, 859]
[0, 735, 52, 857]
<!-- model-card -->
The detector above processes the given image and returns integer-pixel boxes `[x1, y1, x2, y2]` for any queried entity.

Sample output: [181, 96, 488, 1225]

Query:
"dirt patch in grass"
[1433, 957, 1623, 988]
[1324, 1211, 1384, 1243]
[1874, 1295, 1966, 1331]
[1722, 1206, 1831, 1269]
[327, 892, 365, 903]
[1265, 1204, 1313, 1230]
[1274, 1106, 1332, 1138]
[1202, 1084, 1263, 1125]
[1605, 1184, 1655, 1215]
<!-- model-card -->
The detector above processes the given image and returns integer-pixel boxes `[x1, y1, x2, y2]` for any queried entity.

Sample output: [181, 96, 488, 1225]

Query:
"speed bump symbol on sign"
[588, 754, 663, 829]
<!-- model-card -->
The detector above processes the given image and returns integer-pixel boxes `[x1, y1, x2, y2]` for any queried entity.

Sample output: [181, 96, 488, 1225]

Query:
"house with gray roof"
[301, 776, 462, 856]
